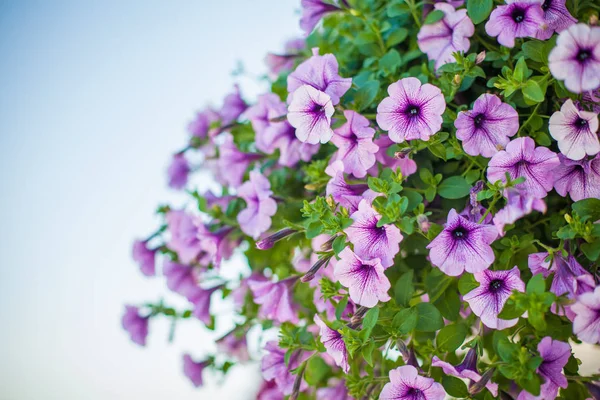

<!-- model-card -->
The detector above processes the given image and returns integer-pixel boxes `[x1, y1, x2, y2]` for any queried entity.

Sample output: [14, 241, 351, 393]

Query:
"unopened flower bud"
[469, 367, 495, 395]
[453, 74, 462, 85]
[256, 228, 296, 250]
[301, 254, 333, 282]
[395, 339, 410, 359]
[326, 195, 336, 208]
[320, 234, 338, 251]
[590, 14, 598, 26]
[416, 214, 430, 233]
[475, 50, 486, 64]
[586, 382, 600, 399]
[394, 148, 412, 159]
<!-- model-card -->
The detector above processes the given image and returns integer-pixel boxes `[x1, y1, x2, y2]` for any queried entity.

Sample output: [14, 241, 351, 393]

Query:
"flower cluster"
[124, 1, 600, 399]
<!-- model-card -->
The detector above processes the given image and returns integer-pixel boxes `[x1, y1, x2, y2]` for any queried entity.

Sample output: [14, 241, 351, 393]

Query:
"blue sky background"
[0, 1, 299, 398]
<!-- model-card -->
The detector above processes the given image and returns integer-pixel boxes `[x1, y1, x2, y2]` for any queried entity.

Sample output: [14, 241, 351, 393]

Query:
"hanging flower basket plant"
[124, 0, 600, 399]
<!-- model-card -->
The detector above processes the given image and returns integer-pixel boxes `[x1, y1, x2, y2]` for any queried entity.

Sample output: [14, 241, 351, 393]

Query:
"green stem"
[517, 102, 542, 136]
[479, 193, 501, 224]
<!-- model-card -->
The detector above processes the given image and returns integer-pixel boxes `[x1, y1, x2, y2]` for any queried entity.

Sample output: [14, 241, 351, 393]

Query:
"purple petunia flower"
[245, 93, 290, 154]
[216, 331, 250, 362]
[188, 107, 220, 139]
[493, 187, 547, 235]
[121, 305, 149, 346]
[549, 24, 600, 94]
[583, 89, 600, 114]
[300, 0, 342, 34]
[166, 210, 203, 264]
[487, 137, 560, 199]
[572, 286, 600, 344]
[427, 209, 498, 276]
[288, 48, 352, 105]
[344, 199, 403, 268]
[485, 0, 545, 48]
[417, 3, 475, 70]
[132, 239, 156, 277]
[248, 276, 299, 324]
[261, 341, 309, 395]
[265, 38, 305, 79]
[183, 354, 209, 388]
[334, 247, 391, 307]
[331, 110, 378, 178]
[554, 154, 600, 201]
[432, 348, 499, 396]
[237, 170, 277, 239]
[549, 99, 600, 160]
[216, 133, 263, 188]
[517, 337, 571, 400]
[326, 161, 377, 213]
[529, 252, 595, 300]
[380, 365, 446, 400]
[455, 94, 519, 158]
[189, 286, 218, 325]
[167, 153, 191, 190]
[197, 225, 236, 268]
[220, 84, 248, 126]
[316, 379, 352, 400]
[287, 85, 335, 144]
[464, 266, 525, 329]
[257, 380, 284, 400]
[314, 315, 349, 372]
[376, 77, 446, 143]
[368, 136, 417, 178]
[536, 0, 577, 40]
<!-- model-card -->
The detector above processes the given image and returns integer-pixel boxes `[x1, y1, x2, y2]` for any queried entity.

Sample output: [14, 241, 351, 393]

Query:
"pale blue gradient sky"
[0, 1, 299, 399]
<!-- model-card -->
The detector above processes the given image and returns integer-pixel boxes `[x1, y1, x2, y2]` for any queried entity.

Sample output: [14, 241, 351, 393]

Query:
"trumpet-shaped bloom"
[528, 252, 595, 299]
[417, 3, 475, 70]
[314, 315, 349, 372]
[334, 247, 391, 307]
[288, 48, 351, 105]
[463, 266, 525, 329]
[427, 209, 499, 276]
[287, 85, 334, 144]
[167, 153, 191, 190]
[553, 154, 600, 201]
[166, 210, 203, 264]
[493, 187, 547, 235]
[217, 133, 262, 188]
[380, 365, 446, 400]
[245, 93, 290, 154]
[536, 0, 577, 40]
[188, 107, 219, 139]
[517, 337, 571, 400]
[487, 137, 560, 199]
[549, 99, 600, 160]
[455, 94, 519, 157]
[248, 277, 299, 324]
[237, 170, 277, 239]
[216, 331, 250, 362]
[344, 199, 403, 268]
[121, 306, 149, 346]
[485, 0, 545, 48]
[300, 0, 342, 35]
[220, 84, 248, 126]
[376, 78, 446, 143]
[265, 38, 304, 79]
[549, 24, 600, 93]
[316, 380, 351, 400]
[432, 348, 499, 396]
[261, 341, 309, 395]
[572, 286, 600, 344]
[132, 240, 156, 277]
[331, 110, 378, 178]
[325, 161, 377, 213]
[183, 354, 208, 387]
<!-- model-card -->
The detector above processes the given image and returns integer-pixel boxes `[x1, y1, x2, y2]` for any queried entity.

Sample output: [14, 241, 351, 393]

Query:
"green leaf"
[415, 303, 444, 332]
[513, 57, 528, 82]
[436, 323, 467, 352]
[403, 191, 423, 212]
[458, 273, 479, 295]
[392, 307, 418, 334]
[335, 297, 349, 320]
[581, 242, 600, 261]
[438, 176, 471, 199]
[527, 274, 546, 295]
[467, 0, 493, 24]
[521, 40, 546, 63]
[379, 50, 402, 74]
[395, 270, 415, 307]
[522, 80, 545, 103]
[572, 198, 600, 221]
[332, 235, 346, 255]
[354, 80, 380, 111]
[442, 375, 469, 398]
[362, 307, 380, 333]
[435, 289, 461, 321]
[498, 300, 524, 320]
[304, 357, 330, 385]
[424, 9, 445, 24]
[386, 28, 408, 47]
[362, 340, 376, 366]
[425, 269, 454, 303]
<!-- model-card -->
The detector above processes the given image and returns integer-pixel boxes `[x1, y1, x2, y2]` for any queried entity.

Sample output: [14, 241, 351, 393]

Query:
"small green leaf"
[438, 176, 471, 199]
[442, 375, 469, 398]
[458, 273, 479, 295]
[581, 242, 600, 261]
[304, 357, 330, 385]
[415, 303, 444, 332]
[335, 297, 349, 320]
[392, 307, 418, 334]
[436, 323, 467, 352]
[386, 28, 408, 47]
[522, 80, 545, 103]
[424, 9, 445, 24]
[363, 307, 380, 331]
[395, 271, 415, 307]
[572, 198, 600, 221]
[467, 0, 494, 24]
[527, 274, 546, 295]
[362, 340, 376, 366]
[354, 80, 380, 111]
